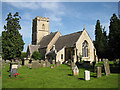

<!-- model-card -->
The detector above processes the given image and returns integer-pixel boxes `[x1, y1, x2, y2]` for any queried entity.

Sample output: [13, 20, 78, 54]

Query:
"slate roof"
[38, 32, 57, 48]
[55, 31, 83, 51]
[28, 45, 40, 54]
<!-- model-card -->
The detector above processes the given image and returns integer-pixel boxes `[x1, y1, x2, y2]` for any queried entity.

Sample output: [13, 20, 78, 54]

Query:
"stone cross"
[103, 59, 110, 76]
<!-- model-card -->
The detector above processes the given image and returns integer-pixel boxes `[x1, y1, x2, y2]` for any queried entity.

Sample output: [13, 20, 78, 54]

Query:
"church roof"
[28, 45, 40, 54]
[55, 31, 83, 51]
[38, 32, 58, 48]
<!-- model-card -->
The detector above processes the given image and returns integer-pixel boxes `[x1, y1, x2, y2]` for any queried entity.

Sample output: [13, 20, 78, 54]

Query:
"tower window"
[82, 40, 88, 57]
[42, 24, 45, 29]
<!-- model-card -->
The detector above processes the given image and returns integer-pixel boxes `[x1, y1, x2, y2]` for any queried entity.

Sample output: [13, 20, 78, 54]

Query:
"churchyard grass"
[2, 64, 119, 88]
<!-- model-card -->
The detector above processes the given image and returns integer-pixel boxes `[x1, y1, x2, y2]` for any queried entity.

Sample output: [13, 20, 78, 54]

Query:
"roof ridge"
[61, 31, 82, 37]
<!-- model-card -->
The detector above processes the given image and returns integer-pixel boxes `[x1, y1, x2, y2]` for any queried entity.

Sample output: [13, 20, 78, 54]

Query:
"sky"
[1, 1, 119, 52]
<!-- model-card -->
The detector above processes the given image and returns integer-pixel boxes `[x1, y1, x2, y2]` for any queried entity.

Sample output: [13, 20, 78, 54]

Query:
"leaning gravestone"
[84, 70, 90, 80]
[73, 65, 79, 76]
[32, 61, 40, 69]
[97, 66, 102, 78]
[103, 59, 110, 76]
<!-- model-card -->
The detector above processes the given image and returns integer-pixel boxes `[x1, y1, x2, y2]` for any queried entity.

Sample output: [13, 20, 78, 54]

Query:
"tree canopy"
[2, 12, 24, 60]
[31, 51, 41, 60]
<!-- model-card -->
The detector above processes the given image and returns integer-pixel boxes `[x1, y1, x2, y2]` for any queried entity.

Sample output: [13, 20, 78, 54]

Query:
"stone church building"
[27, 16, 98, 63]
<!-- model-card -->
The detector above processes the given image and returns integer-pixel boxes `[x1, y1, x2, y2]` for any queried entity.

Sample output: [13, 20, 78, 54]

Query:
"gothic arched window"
[82, 40, 88, 57]
[42, 24, 45, 29]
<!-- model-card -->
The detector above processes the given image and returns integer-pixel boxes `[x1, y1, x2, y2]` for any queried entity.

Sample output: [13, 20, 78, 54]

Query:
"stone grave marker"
[84, 70, 90, 80]
[10, 68, 17, 77]
[43, 62, 46, 67]
[97, 66, 102, 78]
[99, 58, 101, 62]
[46, 61, 50, 67]
[56, 62, 60, 67]
[31, 61, 40, 69]
[73, 65, 79, 75]
[41, 60, 44, 67]
[52, 60, 55, 65]
[103, 59, 110, 76]
[71, 62, 74, 70]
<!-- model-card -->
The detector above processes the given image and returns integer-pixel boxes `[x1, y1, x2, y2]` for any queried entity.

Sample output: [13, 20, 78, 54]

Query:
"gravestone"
[41, 60, 44, 67]
[32, 61, 40, 69]
[10, 68, 17, 77]
[43, 62, 46, 67]
[52, 60, 55, 65]
[73, 65, 79, 75]
[46, 61, 50, 67]
[103, 59, 110, 76]
[56, 62, 60, 67]
[99, 58, 101, 62]
[97, 66, 102, 78]
[71, 62, 74, 70]
[84, 70, 90, 80]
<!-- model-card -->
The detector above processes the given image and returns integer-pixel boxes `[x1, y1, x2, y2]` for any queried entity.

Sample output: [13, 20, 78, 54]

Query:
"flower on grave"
[14, 73, 19, 77]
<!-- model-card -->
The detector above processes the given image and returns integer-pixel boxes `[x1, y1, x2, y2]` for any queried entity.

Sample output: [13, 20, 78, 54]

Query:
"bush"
[20, 52, 27, 59]
[31, 51, 41, 60]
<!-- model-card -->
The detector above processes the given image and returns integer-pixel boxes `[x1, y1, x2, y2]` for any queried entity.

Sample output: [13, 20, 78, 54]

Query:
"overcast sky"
[1, 1, 118, 52]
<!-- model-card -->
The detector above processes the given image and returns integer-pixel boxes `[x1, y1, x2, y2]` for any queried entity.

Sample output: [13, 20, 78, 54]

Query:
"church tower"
[32, 16, 49, 45]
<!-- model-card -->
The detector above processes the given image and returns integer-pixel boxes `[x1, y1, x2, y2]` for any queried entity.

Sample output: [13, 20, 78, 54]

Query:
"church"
[27, 16, 98, 64]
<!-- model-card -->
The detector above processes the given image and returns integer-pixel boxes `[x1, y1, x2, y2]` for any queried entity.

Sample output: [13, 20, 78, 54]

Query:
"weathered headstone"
[97, 66, 102, 78]
[41, 60, 44, 67]
[52, 60, 55, 65]
[43, 62, 46, 67]
[99, 58, 101, 62]
[103, 59, 110, 76]
[56, 62, 60, 67]
[10, 68, 17, 77]
[73, 65, 79, 75]
[24, 59, 29, 66]
[71, 62, 74, 70]
[84, 70, 90, 80]
[32, 61, 40, 69]
[46, 61, 50, 67]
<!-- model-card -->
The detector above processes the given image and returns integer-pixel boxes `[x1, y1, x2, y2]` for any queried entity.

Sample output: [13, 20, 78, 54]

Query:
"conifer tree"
[94, 20, 105, 59]
[2, 12, 24, 60]
[108, 13, 120, 59]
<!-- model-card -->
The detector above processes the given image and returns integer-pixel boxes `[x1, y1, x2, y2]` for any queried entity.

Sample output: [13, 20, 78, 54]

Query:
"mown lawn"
[2, 64, 120, 88]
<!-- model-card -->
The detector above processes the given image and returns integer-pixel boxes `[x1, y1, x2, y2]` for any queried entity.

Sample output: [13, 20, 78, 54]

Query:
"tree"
[31, 51, 41, 60]
[94, 20, 106, 59]
[20, 52, 27, 59]
[2, 12, 24, 60]
[108, 13, 120, 59]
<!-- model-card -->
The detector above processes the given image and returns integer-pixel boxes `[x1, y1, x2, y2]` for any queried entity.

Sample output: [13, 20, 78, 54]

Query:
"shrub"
[31, 51, 41, 60]
[20, 52, 27, 59]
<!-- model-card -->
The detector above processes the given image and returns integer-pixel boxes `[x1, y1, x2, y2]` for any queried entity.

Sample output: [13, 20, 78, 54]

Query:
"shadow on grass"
[68, 74, 73, 76]
[78, 78, 84, 80]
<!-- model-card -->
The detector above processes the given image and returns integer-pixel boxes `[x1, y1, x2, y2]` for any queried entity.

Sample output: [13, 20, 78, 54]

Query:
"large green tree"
[108, 13, 120, 59]
[94, 20, 107, 59]
[2, 12, 24, 60]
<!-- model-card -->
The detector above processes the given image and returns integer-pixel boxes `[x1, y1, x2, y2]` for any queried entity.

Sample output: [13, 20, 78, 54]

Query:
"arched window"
[82, 40, 88, 57]
[42, 24, 45, 29]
